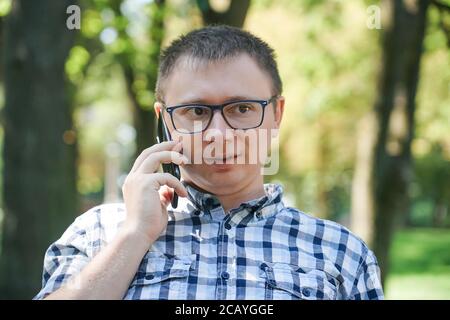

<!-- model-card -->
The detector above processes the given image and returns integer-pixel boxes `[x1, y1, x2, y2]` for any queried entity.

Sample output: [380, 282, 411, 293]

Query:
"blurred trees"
[352, 0, 430, 284]
[70, 0, 166, 159]
[351, 0, 450, 285]
[61, 0, 168, 205]
[0, 0, 78, 298]
[412, 144, 450, 227]
[109, 0, 165, 157]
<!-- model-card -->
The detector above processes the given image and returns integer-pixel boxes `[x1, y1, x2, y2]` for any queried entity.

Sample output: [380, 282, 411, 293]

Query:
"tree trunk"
[351, 0, 429, 286]
[316, 117, 331, 219]
[351, 114, 377, 242]
[1, 0, 78, 298]
[197, 0, 251, 28]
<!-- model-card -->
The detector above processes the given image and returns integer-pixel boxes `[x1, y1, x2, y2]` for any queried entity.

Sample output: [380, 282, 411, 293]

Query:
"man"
[35, 25, 384, 300]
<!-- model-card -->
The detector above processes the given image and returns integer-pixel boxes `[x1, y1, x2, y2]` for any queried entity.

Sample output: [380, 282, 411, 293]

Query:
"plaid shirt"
[35, 181, 384, 300]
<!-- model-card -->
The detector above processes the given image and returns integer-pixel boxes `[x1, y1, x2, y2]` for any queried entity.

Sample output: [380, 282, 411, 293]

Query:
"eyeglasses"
[160, 95, 278, 134]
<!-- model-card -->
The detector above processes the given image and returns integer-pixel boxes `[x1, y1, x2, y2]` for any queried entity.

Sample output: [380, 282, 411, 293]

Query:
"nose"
[203, 110, 235, 150]
[207, 110, 231, 134]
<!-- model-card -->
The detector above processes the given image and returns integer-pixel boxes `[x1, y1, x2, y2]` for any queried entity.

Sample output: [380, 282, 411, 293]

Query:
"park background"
[0, 0, 449, 299]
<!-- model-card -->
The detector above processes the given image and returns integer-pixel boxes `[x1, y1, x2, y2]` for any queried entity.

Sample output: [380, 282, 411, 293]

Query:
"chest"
[122, 223, 344, 300]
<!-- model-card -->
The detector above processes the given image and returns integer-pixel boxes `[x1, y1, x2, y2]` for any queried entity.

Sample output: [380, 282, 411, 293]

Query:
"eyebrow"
[177, 95, 256, 105]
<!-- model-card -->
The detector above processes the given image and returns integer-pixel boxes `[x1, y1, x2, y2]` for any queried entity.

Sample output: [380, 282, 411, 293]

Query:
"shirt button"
[302, 288, 311, 297]
[268, 279, 277, 287]
[145, 274, 154, 280]
[221, 271, 230, 280]
[205, 198, 214, 207]
[224, 223, 232, 230]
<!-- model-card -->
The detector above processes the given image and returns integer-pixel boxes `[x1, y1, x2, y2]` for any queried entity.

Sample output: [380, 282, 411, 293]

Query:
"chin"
[184, 165, 257, 194]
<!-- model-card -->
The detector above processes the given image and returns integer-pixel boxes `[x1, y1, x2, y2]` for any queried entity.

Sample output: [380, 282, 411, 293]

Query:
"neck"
[214, 174, 266, 213]
[217, 183, 266, 213]
[184, 176, 266, 214]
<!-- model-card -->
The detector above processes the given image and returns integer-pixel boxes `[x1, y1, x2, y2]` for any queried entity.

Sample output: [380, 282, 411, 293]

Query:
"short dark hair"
[155, 25, 282, 102]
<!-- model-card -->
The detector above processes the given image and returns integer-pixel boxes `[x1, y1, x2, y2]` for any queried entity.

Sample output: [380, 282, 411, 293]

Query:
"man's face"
[155, 53, 284, 196]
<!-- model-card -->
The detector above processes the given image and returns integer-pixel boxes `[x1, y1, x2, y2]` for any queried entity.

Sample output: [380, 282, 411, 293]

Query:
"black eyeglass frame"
[159, 95, 279, 134]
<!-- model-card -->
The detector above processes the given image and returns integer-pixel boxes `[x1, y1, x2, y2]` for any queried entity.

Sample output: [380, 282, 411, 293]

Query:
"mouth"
[204, 154, 239, 163]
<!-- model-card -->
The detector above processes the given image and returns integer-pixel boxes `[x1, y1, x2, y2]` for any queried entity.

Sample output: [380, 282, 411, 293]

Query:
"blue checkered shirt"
[35, 182, 384, 300]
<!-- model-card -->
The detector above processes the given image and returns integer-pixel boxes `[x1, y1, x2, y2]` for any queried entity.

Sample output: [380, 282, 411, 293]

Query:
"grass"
[385, 228, 450, 300]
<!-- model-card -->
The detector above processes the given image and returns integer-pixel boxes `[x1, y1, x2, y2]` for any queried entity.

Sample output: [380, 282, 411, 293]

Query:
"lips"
[205, 154, 239, 162]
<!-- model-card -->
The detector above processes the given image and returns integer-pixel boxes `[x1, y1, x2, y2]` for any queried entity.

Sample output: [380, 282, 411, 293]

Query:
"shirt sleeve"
[33, 215, 91, 300]
[349, 248, 384, 300]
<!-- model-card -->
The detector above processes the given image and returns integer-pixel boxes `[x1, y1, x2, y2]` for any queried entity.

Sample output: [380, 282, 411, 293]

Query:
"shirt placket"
[214, 210, 232, 300]
[218, 209, 249, 299]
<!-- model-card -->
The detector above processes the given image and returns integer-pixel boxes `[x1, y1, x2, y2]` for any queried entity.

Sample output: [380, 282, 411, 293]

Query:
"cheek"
[171, 132, 203, 162]
[236, 131, 271, 164]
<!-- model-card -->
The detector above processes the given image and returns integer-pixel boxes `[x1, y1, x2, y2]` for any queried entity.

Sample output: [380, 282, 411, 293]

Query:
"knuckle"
[162, 172, 174, 182]
[144, 152, 157, 163]
[128, 174, 146, 186]
[144, 143, 159, 153]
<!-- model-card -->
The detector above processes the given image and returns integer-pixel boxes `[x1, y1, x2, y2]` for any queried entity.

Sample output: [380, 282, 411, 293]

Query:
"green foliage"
[67, 0, 169, 197]
[82, 9, 104, 38]
[386, 228, 450, 299]
[0, 0, 11, 17]
[390, 228, 450, 275]
[409, 144, 450, 227]
[66, 46, 91, 84]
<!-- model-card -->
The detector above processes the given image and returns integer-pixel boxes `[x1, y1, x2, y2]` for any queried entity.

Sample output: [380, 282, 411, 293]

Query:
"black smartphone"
[156, 113, 181, 208]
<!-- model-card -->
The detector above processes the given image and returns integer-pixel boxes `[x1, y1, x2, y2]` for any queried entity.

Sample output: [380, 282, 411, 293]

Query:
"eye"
[193, 107, 204, 115]
[239, 105, 250, 113]
[185, 107, 207, 116]
[235, 104, 256, 114]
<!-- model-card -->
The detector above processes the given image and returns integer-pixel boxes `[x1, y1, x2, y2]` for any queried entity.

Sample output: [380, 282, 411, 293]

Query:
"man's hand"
[43, 141, 190, 300]
[121, 141, 189, 245]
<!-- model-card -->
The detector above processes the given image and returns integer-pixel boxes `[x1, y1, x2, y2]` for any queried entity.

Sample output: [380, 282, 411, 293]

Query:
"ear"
[274, 96, 285, 129]
[154, 101, 163, 119]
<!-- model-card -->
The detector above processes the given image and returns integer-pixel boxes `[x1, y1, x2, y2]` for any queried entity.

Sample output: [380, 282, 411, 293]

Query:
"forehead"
[163, 53, 273, 105]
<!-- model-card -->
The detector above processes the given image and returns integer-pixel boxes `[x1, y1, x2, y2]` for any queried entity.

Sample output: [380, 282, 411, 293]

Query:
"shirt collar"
[181, 180, 285, 220]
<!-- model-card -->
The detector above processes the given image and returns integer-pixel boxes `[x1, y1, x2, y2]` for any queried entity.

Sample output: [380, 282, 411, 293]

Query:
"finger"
[136, 150, 189, 174]
[159, 185, 173, 207]
[149, 173, 188, 198]
[130, 141, 178, 173]
[130, 141, 179, 173]
[132, 141, 185, 173]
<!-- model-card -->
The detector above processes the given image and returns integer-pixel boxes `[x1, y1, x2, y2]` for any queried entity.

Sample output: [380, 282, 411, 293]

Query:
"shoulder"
[279, 206, 374, 266]
[73, 202, 126, 225]
[279, 206, 382, 296]
[63, 203, 127, 244]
